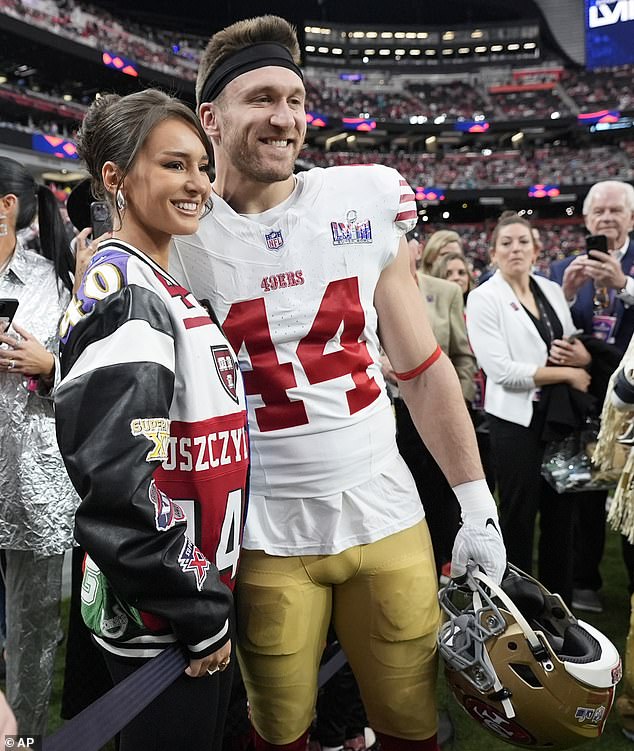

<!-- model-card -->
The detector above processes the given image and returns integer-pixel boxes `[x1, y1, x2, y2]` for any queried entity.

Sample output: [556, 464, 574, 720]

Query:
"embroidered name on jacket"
[331, 210, 373, 245]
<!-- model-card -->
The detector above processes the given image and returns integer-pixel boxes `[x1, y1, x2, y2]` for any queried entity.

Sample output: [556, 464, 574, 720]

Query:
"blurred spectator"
[0, 156, 77, 734]
[421, 230, 463, 274]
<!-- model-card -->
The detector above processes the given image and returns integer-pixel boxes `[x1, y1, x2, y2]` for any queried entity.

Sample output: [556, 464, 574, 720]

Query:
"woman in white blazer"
[466, 212, 591, 604]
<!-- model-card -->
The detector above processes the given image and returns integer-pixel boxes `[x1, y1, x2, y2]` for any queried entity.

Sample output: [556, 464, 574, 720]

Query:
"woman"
[421, 228, 463, 274]
[0, 156, 77, 734]
[466, 212, 591, 604]
[431, 251, 473, 302]
[54, 90, 249, 751]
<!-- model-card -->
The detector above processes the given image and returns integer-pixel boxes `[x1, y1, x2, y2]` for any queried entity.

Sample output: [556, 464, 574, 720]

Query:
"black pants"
[394, 397, 461, 573]
[103, 646, 234, 751]
[573, 490, 607, 592]
[488, 411, 575, 605]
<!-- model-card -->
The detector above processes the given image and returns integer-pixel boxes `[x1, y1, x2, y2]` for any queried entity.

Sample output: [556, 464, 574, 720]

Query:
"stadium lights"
[551, 111, 561, 119]
[62, 94, 73, 101]
[364, 49, 376, 55]
[305, 45, 315, 52]
[406, 32, 417, 39]
[443, 32, 455, 40]
[332, 48, 343, 54]
[0, 76, 6, 84]
[442, 49, 454, 55]
[491, 44, 503, 52]
[458, 47, 470, 54]
[425, 136, 437, 144]
[381, 32, 393, 38]
[425, 49, 436, 55]
[395, 49, 406, 55]
[409, 49, 422, 55]
[379, 49, 391, 55]
[318, 47, 329, 53]
[511, 131, 524, 143]
[442, 211, 450, 219]
[474, 46, 487, 53]
[417, 32, 429, 39]
[507, 43, 520, 51]
[524, 42, 537, 49]
[366, 31, 378, 38]
[471, 30, 484, 38]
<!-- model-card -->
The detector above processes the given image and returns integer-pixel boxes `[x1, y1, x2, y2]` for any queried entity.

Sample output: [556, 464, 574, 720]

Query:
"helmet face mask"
[438, 565, 622, 749]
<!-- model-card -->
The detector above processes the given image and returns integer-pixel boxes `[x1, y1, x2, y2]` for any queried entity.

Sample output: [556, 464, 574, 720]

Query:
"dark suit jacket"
[550, 237, 634, 354]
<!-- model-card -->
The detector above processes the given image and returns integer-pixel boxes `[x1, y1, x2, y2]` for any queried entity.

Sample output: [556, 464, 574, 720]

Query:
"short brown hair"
[196, 15, 301, 107]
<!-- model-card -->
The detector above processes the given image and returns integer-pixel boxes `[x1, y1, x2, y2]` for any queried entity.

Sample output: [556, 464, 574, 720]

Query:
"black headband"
[199, 42, 303, 104]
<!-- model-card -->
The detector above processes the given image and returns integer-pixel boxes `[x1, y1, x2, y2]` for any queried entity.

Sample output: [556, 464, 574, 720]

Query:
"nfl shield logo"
[211, 345, 239, 403]
[264, 229, 284, 250]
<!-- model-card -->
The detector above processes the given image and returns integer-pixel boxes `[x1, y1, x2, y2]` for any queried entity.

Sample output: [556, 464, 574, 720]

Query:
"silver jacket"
[0, 241, 78, 555]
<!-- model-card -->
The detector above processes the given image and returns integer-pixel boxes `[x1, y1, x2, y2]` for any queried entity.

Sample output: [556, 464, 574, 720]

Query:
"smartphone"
[0, 298, 18, 334]
[585, 234, 609, 254]
[90, 201, 112, 237]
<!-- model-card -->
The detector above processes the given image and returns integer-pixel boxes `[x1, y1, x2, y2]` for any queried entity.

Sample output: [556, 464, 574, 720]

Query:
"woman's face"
[491, 222, 536, 279]
[116, 117, 211, 253]
[445, 257, 470, 294]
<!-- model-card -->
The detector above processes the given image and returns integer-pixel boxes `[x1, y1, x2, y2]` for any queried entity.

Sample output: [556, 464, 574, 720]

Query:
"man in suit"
[550, 180, 634, 615]
[384, 227, 477, 573]
[550, 180, 634, 353]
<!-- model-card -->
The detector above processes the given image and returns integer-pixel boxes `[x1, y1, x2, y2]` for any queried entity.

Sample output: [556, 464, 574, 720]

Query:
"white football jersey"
[172, 164, 417, 502]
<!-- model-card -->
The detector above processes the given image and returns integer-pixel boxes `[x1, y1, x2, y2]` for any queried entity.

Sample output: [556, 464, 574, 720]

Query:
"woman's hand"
[564, 366, 591, 393]
[0, 323, 54, 378]
[549, 338, 591, 368]
[185, 638, 232, 678]
[72, 228, 111, 294]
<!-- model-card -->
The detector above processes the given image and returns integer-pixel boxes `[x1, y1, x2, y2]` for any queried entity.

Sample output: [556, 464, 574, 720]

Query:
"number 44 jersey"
[172, 165, 417, 505]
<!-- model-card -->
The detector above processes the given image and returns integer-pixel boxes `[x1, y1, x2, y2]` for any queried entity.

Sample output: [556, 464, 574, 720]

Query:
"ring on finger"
[206, 666, 219, 676]
[8, 359, 15, 370]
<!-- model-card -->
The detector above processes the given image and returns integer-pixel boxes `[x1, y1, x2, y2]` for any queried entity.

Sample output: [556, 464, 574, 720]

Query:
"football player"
[171, 15, 507, 751]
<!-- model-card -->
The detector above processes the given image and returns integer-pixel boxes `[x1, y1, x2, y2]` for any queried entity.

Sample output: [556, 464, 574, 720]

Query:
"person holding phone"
[549, 181, 634, 614]
[54, 89, 248, 751]
[550, 180, 634, 352]
[0, 156, 78, 734]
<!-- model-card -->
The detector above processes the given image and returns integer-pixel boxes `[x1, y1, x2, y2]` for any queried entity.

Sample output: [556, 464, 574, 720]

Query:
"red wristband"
[394, 344, 442, 381]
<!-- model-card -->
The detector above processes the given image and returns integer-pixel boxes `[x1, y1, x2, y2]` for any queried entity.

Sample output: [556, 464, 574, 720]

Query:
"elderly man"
[550, 179, 634, 615]
[550, 180, 634, 352]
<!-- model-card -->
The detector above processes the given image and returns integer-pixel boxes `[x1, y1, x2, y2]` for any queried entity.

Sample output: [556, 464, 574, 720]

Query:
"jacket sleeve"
[466, 287, 539, 391]
[55, 284, 232, 659]
[446, 284, 477, 401]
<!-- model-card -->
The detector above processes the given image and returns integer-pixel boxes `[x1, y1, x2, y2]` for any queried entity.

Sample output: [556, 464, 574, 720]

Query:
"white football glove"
[450, 480, 507, 585]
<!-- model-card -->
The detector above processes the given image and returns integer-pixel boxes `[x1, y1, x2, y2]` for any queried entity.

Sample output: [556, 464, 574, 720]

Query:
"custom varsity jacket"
[55, 240, 248, 659]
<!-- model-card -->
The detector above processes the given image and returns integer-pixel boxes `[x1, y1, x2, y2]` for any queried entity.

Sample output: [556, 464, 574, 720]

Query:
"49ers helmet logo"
[211, 345, 239, 403]
[464, 697, 536, 745]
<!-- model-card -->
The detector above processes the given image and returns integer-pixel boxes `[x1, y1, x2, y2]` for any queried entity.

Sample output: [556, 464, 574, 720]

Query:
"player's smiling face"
[213, 66, 306, 184]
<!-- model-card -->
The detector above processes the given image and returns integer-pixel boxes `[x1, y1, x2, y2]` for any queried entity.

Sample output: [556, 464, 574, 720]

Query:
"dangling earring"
[115, 190, 126, 212]
[0, 213, 7, 238]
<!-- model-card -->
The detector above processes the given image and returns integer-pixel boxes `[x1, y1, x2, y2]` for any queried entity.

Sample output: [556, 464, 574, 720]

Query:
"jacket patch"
[130, 417, 170, 461]
[148, 480, 186, 532]
[211, 345, 239, 403]
[178, 538, 210, 591]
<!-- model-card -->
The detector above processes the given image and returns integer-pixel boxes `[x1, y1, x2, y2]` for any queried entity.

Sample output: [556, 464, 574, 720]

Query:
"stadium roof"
[89, 0, 543, 36]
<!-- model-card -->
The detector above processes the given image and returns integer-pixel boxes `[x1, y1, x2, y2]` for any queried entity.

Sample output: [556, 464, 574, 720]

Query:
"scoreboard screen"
[586, 0, 634, 68]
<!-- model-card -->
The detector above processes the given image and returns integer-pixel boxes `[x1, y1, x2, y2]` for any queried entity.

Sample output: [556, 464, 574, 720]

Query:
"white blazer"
[466, 271, 577, 427]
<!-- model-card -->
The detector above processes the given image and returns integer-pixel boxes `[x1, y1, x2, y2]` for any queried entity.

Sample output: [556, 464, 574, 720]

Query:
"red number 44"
[222, 277, 381, 432]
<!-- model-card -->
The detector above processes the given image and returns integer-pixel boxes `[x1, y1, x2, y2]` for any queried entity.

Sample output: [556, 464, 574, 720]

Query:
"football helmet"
[438, 565, 621, 749]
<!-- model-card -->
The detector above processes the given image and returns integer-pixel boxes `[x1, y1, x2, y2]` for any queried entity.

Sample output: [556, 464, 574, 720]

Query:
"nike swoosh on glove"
[451, 516, 507, 585]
